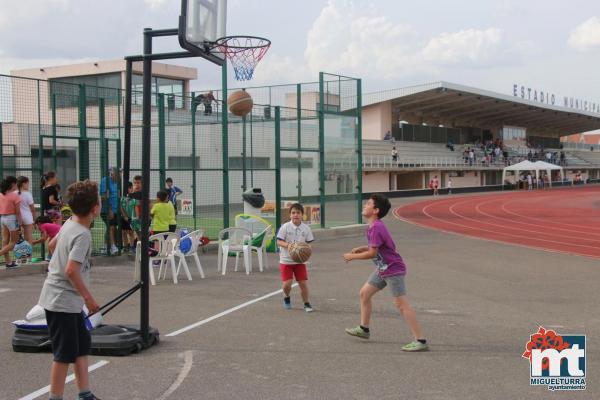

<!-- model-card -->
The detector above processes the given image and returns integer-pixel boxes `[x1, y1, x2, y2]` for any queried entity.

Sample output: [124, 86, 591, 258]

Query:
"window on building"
[132, 74, 184, 108]
[281, 157, 314, 168]
[49, 73, 121, 108]
[168, 156, 200, 169]
[229, 157, 270, 169]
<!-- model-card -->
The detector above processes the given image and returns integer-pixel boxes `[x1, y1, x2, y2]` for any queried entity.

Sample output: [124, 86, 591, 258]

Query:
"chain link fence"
[1, 72, 362, 260]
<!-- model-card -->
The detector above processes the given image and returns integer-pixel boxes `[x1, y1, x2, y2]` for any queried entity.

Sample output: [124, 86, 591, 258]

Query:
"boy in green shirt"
[150, 190, 176, 234]
[119, 182, 139, 252]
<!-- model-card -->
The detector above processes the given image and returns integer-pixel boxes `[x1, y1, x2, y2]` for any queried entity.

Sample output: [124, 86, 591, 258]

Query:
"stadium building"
[361, 82, 600, 191]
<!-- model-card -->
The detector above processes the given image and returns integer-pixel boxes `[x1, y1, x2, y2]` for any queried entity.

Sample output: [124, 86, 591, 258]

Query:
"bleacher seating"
[363, 140, 462, 161]
[571, 150, 600, 167]
[361, 139, 600, 170]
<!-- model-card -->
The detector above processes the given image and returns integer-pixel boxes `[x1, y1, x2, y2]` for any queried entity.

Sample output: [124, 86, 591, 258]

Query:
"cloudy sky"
[1, 0, 599, 99]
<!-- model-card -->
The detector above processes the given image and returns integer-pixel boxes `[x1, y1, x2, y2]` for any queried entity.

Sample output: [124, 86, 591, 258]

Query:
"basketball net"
[215, 36, 271, 81]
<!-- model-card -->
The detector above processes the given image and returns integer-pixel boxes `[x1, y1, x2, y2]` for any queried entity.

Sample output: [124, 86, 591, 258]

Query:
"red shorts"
[279, 263, 308, 282]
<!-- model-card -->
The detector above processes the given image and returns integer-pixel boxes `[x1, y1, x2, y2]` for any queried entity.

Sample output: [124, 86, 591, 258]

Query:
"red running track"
[394, 186, 600, 259]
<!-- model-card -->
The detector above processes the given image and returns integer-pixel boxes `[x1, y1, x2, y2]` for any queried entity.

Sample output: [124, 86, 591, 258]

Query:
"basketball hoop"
[214, 36, 271, 81]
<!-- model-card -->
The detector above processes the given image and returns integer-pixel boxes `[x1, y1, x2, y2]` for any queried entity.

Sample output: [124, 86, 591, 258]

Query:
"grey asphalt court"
[0, 195, 598, 399]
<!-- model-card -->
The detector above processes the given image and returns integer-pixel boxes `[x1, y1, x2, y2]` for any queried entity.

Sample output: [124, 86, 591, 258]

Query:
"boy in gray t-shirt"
[38, 180, 101, 400]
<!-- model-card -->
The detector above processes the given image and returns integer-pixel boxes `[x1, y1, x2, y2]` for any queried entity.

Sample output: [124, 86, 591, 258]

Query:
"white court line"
[166, 283, 298, 337]
[19, 360, 109, 400]
[156, 350, 194, 400]
[19, 285, 293, 399]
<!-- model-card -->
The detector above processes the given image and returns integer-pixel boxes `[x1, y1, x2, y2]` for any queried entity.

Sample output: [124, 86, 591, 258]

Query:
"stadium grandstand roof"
[363, 82, 600, 135]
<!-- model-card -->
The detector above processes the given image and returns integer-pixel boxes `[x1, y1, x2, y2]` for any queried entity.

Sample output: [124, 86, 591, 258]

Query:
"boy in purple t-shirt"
[343, 193, 428, 351]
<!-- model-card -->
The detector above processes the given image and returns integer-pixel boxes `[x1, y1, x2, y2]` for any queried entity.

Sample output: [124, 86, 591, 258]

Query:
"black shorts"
[121, 218, 132, 231]
[101, 213, 118, 226]
[154, 226, 176, 236]
[45, 310, 91, 363]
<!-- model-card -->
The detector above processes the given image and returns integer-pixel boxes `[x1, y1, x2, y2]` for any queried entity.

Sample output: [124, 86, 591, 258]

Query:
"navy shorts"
[45, 310, 91, 363]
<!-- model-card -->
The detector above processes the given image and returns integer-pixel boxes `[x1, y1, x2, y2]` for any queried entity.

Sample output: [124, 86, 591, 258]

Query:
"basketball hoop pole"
[123, 26, 206, 349]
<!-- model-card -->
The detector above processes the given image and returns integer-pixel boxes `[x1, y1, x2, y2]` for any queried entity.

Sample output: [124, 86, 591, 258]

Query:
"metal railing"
[360, 155, 525, 169]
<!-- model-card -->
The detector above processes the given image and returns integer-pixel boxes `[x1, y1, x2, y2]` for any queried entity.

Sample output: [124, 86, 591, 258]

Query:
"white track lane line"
[19, 360, 109, 400]
[475, 196, 600, 240]
[393, 200, 600, 259]
[166, 283, 298, 337]
[446, 198, 600, 249]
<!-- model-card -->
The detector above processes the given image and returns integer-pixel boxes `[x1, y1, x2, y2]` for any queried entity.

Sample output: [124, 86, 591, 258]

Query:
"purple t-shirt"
[367, 219, 406, 277]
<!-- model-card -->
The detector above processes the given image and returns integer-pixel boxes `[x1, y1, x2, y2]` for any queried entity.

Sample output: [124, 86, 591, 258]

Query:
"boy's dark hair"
[126, 181, 133, 189]
[35, 215, 53, 224]
[166, 177, 173, 183]
[16, 176, 29, 193]
[133, 175, 142, 182]
[289, 203, 304, 214]
[0, 176, 17, 194]
[157, 190, 168, 202]
[370, 193, 391, 219]
[67, 180, 99, 217]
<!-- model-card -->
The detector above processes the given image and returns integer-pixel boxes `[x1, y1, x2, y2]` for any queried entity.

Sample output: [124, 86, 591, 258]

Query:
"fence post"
[356, 77, 363, 224]
[99, 98, 110, 252]
[221, 63, 229, 228]
[158, 93, 166, 186]
[99, 98, 107, 175]
[275, 107, 282, 231]
[78, 84, 89, 180]
[51, 94, 57, 171]
[191, 93, 198, 231]
[0, 122, 3, 178]
[297, 83, 302, 202]
[318, 72, 325, 228]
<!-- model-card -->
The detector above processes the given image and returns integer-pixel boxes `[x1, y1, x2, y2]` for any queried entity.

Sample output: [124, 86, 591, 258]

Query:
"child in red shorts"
[277, 203, 314, 312]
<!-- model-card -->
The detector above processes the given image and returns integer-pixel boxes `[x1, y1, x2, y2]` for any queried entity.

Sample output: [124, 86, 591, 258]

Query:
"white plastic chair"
[217, 227, 252, 275]
[248, 226, 271, 272]
[174, 229, 205, 279]
[149, 232, 191, 284]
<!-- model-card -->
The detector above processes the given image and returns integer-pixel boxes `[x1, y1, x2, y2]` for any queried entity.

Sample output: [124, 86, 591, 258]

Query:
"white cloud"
[302, 0, 429, 79]
[258, 0, 521, 84]
[568, 16, 600, 51]
[422, 28, 502, 65]
[251, 53, 311, 86]
[143, 0, 169, 10]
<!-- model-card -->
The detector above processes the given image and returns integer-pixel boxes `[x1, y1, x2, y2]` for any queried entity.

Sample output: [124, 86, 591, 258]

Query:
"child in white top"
[276, 203, 315, 312]
[17, 176, 36, 246]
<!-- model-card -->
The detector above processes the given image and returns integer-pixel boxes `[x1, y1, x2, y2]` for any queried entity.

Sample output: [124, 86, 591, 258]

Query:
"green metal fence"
[0, 72, 362, 259]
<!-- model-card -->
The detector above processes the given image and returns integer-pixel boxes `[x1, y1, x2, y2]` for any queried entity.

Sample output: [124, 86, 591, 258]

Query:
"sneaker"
[401, 340, 429, 352]
[304, 303, 314, 313]
[110, 245, 119, 255]
[79, 392, 101, 400]
[283, 298, 292, 310]
[345, 325, 370, 339]
[5, 262, 19, 269]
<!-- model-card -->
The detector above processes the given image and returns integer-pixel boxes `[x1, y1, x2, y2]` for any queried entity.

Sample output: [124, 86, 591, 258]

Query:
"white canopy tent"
[502, 160, 563, 188]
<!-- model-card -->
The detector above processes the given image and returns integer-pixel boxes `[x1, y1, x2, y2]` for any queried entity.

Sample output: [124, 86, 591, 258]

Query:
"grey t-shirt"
[38, 219, 92, 313]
